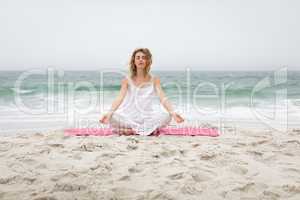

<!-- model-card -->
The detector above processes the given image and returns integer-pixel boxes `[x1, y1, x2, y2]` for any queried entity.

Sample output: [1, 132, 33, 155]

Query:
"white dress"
[109, 73, 172, 135]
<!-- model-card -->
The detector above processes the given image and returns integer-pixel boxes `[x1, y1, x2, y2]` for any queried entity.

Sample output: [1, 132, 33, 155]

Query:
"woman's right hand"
[171, 112, 185, 123]
[99, 113, 112, 124]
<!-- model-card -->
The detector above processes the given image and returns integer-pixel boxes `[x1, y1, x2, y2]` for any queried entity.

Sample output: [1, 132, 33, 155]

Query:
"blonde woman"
[100, 48, 184, 135]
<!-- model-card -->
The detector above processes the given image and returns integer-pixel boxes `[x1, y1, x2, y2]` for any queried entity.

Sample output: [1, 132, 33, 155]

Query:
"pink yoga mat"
[64, 127, 220, 137]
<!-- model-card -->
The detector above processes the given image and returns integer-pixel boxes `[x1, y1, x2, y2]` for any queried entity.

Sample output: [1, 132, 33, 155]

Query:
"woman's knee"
[110, 113, 132, 129]
[159, 112, 172, 127]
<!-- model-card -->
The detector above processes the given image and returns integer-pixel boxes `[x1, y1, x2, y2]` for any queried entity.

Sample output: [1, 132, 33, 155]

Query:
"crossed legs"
[109, 112, 172, 136]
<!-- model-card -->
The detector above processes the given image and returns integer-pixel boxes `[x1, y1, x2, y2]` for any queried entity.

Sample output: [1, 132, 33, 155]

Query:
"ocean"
[0, 69, 299, 133]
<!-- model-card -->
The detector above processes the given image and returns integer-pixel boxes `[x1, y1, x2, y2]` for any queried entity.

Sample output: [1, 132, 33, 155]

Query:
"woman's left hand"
[172, 112, 185, 123]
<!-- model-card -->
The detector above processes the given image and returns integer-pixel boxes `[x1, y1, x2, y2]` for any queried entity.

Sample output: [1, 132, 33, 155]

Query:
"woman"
[100, 48, 184, 135]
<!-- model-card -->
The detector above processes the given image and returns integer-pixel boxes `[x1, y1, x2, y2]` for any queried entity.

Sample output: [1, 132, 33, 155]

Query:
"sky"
[0, 0, 299, 71]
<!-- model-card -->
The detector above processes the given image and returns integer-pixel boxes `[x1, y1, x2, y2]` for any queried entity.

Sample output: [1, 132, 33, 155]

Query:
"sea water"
[0, 69, 299, 133]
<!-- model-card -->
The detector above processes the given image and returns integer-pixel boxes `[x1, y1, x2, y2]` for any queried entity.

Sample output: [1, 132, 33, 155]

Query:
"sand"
[0, 127, 300, 200]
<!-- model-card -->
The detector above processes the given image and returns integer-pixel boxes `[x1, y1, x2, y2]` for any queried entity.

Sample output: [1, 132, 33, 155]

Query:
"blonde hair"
[129, 48, 152, 78]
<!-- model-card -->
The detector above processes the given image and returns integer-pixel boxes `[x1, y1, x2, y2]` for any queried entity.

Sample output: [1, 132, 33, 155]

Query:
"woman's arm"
[153, 77, 175, 115]
[107, 78, 128, 115]
[100, 79, 128, 124]
[154, 77, 184, 123]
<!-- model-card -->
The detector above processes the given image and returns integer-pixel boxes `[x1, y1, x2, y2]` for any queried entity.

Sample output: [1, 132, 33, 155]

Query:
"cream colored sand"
[0, 127, 300, 200]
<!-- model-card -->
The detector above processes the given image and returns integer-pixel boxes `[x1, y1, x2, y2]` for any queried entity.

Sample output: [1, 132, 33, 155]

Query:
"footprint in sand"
[7, 162, 27, 174]
[0, 175, 19, 185]
[192, 143, 200, 148]
[292, 129, 300, 134]
[168, 172, 185, 180]
[32, 132, 45, 138]
[0, 141, 13, 152]
[89, 164, 102, 171]
[247, 150, 263, 157]
[71, 153, 82, 160]
[250, 139, 269, 147]
[78, 142, 104, 152]
[232, 182, 255, 193]
[118, 175, 130, 181]
[286, 140, 300, 146]
[273, 140, 300, 149]
[101, 152, 115, 158]
[229, 165, 248, 175]
[180, 182, 203, 195]
[190, 169, 217, 183]
[283, 152, 294, 156]
[178, 149, 187, 156]
[160, 149, 177, 158]
[282, 184, 300, 194]
[234, 142, 247, 147]
[22, 176, 37, 185]
[47, 143, 64, 148]
[38, 148, 51, 154]
[232, 182, 268, 193]
[127, 144, 138, 150]
[146, 191, 174, 200]
[283, 167, 300, 174]
[36, 163, 47, 169]
[261, 190, 281, 199]
[152, 154, 160, 159]
[126, 137, 139, 144]
[89, 160, 112, 172]
[34, 197, 58, 200]
[128, 165, 143, 173]
[50, 171, 78, 182]
[52, 183, 87, 192]
[190, 171, 213, 182]
[0, 175, 35, 185]
[22, 158, 36, 165]
[199, 152, 217, 160]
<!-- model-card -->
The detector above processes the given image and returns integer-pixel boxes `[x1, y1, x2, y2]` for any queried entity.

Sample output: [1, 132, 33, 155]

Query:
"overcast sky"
[0, 0, 299, 71]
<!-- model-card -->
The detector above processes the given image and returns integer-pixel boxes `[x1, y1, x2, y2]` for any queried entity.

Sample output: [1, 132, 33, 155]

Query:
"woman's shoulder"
[152, 75, 161, 85]
[121, 77, 129, 86]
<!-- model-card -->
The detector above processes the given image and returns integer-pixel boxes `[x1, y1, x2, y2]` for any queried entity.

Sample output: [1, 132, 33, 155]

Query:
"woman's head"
[129, 48, 152, 77]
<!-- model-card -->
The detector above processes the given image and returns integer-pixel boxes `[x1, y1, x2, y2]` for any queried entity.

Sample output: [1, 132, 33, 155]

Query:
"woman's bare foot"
[116, 128, 137, 136]
[150, 129, 160, 136]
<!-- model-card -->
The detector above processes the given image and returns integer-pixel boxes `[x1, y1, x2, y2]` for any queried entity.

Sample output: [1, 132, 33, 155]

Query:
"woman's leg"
[109, 113, 137, 136]
[117, 127, 137, 136]
[158, 112, 172, 128]
[147, 112, 172, 136]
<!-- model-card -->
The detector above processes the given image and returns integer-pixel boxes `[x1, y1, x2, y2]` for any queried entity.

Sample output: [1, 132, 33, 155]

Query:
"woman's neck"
[136, 69, 146, 78]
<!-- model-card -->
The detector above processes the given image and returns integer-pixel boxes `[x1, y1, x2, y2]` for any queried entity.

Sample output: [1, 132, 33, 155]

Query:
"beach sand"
[0, 127, 300, 200]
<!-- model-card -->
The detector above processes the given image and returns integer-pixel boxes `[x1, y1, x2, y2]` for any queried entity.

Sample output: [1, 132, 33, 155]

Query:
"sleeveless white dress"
[109, 73, 172, 135]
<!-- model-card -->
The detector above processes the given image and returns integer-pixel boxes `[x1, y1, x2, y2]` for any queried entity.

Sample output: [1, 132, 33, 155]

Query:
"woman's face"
[134, 51, 147, 69]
